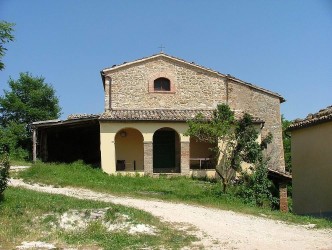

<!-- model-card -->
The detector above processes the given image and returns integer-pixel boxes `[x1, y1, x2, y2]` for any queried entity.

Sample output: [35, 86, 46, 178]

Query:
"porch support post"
[279, 182, 288, 212]
[144, 141, 153, 175]
[180, 141, 190, 175]
[32, 128, 37, 163]
[100, 135, 116, 174]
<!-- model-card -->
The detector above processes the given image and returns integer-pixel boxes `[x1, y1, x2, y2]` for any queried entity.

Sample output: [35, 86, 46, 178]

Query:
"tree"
[281, 115, 292, 172]
[186, 104, 272, 193]
[0, 72, 61, 158]
[236, 159, 278, 207]
[0, 147, 10, 199]
[0, 21, 15, 70]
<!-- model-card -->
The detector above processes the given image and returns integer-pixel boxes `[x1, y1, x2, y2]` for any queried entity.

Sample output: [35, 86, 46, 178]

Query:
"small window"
[154, 77, 170, 91]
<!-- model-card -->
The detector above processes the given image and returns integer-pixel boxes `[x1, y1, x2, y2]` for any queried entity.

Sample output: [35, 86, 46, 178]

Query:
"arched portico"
[115, 128, 144, 171]
[189, 136, 216, 170]
[153, 127, 181, 173]
[100, 121, 190, 175]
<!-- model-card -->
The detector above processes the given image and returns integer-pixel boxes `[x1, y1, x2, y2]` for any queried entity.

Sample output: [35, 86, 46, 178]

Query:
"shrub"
[0, 148, 10, 198]
[236, 159, 278, 208]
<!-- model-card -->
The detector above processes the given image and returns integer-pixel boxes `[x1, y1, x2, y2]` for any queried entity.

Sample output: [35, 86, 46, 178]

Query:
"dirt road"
[10, 178, 332, 249]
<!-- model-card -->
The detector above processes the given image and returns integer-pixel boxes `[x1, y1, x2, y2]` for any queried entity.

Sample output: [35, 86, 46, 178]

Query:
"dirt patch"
[16, 241, 56, 249]
[41, 208, 157, 235]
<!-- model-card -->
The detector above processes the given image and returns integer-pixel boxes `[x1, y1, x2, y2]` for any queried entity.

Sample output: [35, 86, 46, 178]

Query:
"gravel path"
[9, 178, 332, 250]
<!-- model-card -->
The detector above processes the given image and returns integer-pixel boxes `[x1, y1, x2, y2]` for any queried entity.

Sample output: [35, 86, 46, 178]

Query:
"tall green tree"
[0, 21, 15, 70]
[186, 104, 272, 193]
[281, 115, 292, 173]
[0, 72, 61, 158]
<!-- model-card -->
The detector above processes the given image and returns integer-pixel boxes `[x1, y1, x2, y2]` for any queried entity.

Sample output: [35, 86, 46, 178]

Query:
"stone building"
[32, 52, 286, 176]
[289, 105, 332, 218]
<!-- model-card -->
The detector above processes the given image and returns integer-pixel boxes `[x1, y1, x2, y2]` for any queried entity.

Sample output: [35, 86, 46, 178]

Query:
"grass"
[9, 158, 32, 167]
[16, 161, 332, 228]
[0, 187, 196, 249]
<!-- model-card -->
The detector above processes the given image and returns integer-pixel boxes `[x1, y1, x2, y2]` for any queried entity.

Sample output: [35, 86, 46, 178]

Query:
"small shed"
[31, 114, 101, 166]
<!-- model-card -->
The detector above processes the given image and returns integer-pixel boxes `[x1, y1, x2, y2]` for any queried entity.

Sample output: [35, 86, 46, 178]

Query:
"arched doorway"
[153, 128, 180, 173]
[115, 128, 144, 171]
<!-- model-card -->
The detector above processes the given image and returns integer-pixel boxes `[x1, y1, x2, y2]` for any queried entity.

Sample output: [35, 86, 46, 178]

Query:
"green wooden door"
[153, 130, 175, 170]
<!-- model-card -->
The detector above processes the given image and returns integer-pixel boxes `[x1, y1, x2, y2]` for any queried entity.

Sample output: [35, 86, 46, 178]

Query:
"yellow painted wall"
[100, 121, 264, 176]
[190, 137, 215, 158]
[115, 128, 144, 171]
[100, 121, 190, 174]
[292, 121, 332, 216]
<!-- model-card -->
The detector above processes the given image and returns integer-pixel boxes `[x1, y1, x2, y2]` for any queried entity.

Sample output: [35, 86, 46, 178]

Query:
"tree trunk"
[215, 167, 228, 193]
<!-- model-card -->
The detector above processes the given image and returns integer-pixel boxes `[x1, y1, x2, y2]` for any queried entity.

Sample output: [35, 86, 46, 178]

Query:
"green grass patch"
[9, 158, 32, 167]
[0, 187, 196, 249]
[17, 161, 332, 228]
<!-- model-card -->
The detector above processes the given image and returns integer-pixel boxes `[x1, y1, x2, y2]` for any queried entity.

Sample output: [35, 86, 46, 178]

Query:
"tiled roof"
[32, 110, 264, 127]
[99, 109, 264, 123]
[289, 105, 332, 130]
[100, 109, 212, 121]
[67, 113, 101, 120]
[268, 168, 292, 181]
[101, 53, 285, 102]
[31, 114, 100, 128]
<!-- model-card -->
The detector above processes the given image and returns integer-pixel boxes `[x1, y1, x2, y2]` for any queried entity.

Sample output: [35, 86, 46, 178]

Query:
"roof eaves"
[288, 105, 332, 131]
[31, 114, 101, 128]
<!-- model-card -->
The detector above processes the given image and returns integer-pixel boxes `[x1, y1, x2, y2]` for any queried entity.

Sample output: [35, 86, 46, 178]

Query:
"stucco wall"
[292, 121, 332, 216]
[115, 128, 144, 171]
[190, 137, 215, 159]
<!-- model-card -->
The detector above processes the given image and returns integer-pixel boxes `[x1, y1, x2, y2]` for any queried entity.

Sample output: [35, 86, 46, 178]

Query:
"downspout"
[225, 74, 230, 105]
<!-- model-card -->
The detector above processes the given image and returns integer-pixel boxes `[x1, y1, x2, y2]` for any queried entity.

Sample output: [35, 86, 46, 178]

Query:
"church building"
[32, 53, 286, 178]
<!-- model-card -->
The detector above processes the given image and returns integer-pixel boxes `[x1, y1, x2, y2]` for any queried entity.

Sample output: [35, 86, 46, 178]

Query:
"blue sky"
[1, 0, 331, 120]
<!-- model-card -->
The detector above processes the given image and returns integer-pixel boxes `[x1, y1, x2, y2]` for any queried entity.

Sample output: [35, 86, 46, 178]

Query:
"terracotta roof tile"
[289, 105, 332, 130]
[67, 114, 101, 120]
[99, 109, 263, 123]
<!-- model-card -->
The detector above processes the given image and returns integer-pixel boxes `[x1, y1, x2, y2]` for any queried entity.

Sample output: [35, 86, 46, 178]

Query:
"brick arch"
[148, 71, 176, 93]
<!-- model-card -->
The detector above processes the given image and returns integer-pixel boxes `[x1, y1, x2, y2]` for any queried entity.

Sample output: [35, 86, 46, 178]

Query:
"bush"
[0, 148, 10, 197]
[236, 159, 278, 208]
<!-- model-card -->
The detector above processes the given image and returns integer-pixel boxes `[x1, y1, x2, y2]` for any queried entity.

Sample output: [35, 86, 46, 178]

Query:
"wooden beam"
[32, 128, 37, 162]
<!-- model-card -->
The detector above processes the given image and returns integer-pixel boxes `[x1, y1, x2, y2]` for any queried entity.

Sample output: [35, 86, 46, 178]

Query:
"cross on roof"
[158, 44, 165, 52]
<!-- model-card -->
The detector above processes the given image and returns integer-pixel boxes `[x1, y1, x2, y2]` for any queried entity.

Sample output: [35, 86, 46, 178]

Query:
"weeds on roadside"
[0, 187, 196, 249]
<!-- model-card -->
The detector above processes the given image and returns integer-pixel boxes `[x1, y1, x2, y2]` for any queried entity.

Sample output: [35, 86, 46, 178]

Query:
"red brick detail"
[279, 183, 288, 212]
[180, 141, 190, 175]
[148, 71, 176, 93]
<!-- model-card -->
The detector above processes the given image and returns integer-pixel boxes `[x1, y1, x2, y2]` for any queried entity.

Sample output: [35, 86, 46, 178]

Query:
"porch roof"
[99, 109, 264, 123]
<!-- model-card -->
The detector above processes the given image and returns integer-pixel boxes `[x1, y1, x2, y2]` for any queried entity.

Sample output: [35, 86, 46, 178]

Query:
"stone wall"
[106, 57, 227, 110]
[104, 56, 285, 171]
[228, 81, 285, 171]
